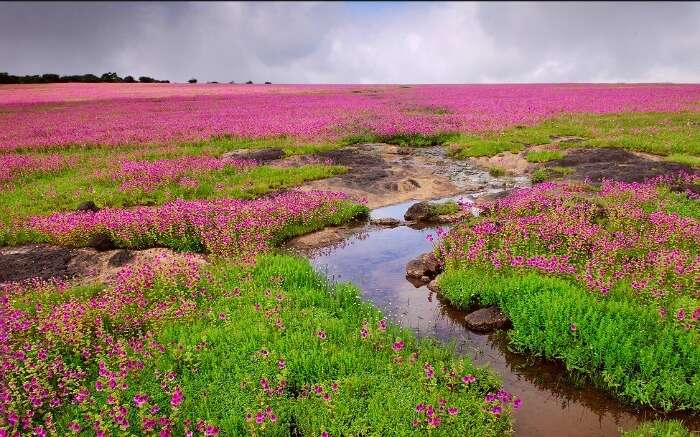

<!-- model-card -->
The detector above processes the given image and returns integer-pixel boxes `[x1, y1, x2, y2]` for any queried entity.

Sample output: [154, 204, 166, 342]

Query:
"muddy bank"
[548, 147, 697, 183]
[300, 143, 527, 208]
[0, 244, 206, 285]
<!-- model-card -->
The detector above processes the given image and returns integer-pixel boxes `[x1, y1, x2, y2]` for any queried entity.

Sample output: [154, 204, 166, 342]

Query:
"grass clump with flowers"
[28, 190, 367, 260]
[0, 251, 518, 436]
[434, 173, 700, 411]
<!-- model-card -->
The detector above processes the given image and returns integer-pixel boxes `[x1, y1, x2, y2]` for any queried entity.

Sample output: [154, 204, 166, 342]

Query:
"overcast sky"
[2, 1, 699, 84]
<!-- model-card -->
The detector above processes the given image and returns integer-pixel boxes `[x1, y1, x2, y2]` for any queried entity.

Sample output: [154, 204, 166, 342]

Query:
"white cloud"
[1, 1, 699, 83]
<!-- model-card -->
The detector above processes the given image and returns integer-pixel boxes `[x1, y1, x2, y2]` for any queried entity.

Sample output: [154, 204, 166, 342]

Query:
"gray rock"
[77, 201, 100, 212]
[222, 148, 284, 163]
[370, 217, 401, 227]
[404, 201, 435, 222]
[406, 252, 441, 279]
[464, 306, 510, 332]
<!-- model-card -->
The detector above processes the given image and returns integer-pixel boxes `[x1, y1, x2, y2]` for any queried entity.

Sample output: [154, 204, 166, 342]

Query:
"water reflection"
[300, 198, 699, 436]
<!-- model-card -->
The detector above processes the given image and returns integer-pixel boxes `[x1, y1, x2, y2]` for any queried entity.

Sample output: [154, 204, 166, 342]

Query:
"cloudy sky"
[2, 1, 699, 83]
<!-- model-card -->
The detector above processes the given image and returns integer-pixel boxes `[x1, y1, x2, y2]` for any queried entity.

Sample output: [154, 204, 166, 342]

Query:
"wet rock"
[77, 200, 100, 212]
[427, 278, 441, 293]
[404, 201, 435, 222]
[223, 148, 285, 163]
[406, 252, 441, 279]
[464, 306, 511, 332]
[370, 218, 401, 227]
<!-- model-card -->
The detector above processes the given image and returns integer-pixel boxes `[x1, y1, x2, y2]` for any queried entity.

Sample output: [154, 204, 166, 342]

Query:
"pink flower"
[676, 309, 686, 321]
[513, 398, 523, 409]
[448, 407, 459, 416]
[392, 339, 405, 351]
[317, 330, 327, 340]
[170, 386, 183, 408]
[491, 405, 502, 415]
[462, 375, 476, 384]
[570, 323, 577, 332]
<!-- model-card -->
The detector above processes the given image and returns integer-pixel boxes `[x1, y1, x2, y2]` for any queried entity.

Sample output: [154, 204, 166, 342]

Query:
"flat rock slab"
[406, 252, 441, 279]
[222, 148, 285, 163]
[464, 306, 511, 332]
[370, 217, 402, 227]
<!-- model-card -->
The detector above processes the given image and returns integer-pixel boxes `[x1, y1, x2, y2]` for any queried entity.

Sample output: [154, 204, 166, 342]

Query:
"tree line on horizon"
[0, 72, 169, 84]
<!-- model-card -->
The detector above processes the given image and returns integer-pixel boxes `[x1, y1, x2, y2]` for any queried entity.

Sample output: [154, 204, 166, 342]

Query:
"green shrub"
[438, 268, 700, 411]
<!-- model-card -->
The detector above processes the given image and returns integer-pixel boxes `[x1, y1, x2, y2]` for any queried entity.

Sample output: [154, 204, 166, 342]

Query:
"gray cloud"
[1, 1, 699, 83]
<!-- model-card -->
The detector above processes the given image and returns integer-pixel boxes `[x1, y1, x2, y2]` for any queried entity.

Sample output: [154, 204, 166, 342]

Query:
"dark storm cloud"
[1, 1, 699, 83]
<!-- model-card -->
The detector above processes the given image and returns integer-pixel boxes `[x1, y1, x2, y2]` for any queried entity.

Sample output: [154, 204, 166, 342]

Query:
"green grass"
[623, 420, 694, 437]
[144, 255, 513, 435]
[447, 111, 700, 159]
[488, 166, 507, 177]
[430, 200, 460, 216]
[525, 150, 565, 163]
[530, 166, 573, 183]
[343, 132, 459, 148]
[666, 154, 700, 167]
[437, 268, 700, 411]
[448, 137, 524, 158]
[47, 255, 514, 435]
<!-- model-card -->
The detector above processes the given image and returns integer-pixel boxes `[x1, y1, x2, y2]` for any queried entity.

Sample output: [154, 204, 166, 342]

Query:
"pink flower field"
[1, 83, 699, 151]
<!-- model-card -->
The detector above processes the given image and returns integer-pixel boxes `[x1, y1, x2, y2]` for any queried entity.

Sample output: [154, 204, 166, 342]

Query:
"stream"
[299, 197, 699, 436]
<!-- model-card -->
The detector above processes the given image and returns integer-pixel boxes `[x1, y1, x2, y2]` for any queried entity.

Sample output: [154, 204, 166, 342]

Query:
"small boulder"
[223, 148, 285, 163]
[404, 201, 435, 222]
[426, 279, 440, 293]
[77, 201, 100, 213]
[464, 307, 510, 332]
[370, 217, 401, 227]
[406, 252, 441, 279]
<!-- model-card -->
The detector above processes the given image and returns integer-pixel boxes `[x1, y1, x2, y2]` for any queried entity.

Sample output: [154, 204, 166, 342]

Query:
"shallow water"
[306, 198, 699, 436]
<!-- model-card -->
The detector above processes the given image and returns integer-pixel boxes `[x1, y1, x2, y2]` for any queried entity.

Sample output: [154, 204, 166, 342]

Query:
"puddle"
[304, 197, 699, 436]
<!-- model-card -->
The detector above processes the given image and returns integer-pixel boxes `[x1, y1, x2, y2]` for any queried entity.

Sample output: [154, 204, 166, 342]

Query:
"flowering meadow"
[0, 251, 516, 436]
[435, 173, 700, 410]
[1, 83, 700, 151]
[29, 190, 366, 261]
[113, 156, 258, 192]
[0, 154, 74, 188]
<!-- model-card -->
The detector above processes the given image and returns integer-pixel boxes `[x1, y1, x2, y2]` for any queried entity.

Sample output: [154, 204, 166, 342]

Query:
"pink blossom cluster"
[2, 83, 700, 151]
[0, 153, 72, 186]
[114, 156, 257, 191]
[439, 173, 700, 327]
[0, 255, 219, 436]
[29, 190, 354, 260]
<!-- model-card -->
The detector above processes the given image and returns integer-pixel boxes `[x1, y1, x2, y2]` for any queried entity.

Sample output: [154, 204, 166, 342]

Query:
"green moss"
[525, 150, 564, 163]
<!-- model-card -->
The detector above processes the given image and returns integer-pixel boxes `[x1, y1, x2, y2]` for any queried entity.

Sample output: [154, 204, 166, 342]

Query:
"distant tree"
[264, 81, 272, 84]
[42, 73, 60, 82]
[208, 81, 219, 84]
[188, 78, 198, 84]
[0, 71, 167, 84]
[229, 80, 236, 84]
[100, 72, 122, 82]
[245, 80, 253, 84]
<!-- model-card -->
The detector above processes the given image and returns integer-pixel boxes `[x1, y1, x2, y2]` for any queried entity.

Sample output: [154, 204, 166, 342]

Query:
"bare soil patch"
[0, 244, 206, 285]
[548, 147, 697, 183]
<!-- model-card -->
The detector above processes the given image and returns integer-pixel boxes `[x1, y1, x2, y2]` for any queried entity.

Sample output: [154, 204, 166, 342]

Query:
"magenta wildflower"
[513, 398, 523, 409]
[317, 330, 327, 340]
[448, 407, 459, 416]
[676, 309, 686, 321]
[491, 405, 502, 415]
[170, 386, 183, 408]
[392, 339, 405, 351]
[462, 374, 476, 384]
